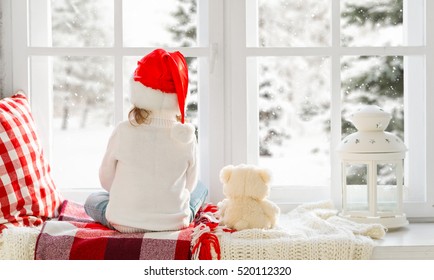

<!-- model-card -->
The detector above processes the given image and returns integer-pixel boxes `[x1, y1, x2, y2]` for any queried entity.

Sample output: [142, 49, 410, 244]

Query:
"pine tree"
[341, 0, 402, 31]
[168, 0, 196, 47]
[165, 0, 403, 160]
[257, 0, 330, 156]
[258, 62, 291, 157]
[341, 0, 404, 139]
[167, 0, 198, 132]
[51, 0, 113, 130]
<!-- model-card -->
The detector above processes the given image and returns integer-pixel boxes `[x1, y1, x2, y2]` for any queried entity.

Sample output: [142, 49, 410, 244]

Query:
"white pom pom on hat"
[170, 123, 196, 143]
[130, 48, 189, 123]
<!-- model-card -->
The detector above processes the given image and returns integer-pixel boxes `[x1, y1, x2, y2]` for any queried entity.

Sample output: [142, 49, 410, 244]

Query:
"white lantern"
[337, 105, 408, 228]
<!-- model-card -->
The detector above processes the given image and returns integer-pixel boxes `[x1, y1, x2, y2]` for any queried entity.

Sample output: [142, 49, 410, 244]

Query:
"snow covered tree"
[341, 0, 402, 36]
[341, 0, 404, 184]
[51, 0, 113, 129]
[341, 55, 403, 138]
[258, 0, 330, 157]
[166, 0, 403, 164]
[341, 0, 404, 139]
[167, 0, 198, 132]
[168, 0, 196, 47]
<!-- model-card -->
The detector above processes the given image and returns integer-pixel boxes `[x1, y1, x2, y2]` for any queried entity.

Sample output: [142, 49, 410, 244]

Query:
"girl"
[84, 49, 207, 232]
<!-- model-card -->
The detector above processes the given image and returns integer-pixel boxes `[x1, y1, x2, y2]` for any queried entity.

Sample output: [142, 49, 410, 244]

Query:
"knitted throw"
[0, 226, 40, 260]
[191, 201, 386, 260]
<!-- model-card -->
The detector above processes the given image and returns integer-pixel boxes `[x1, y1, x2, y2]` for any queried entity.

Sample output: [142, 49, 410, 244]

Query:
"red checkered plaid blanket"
[34, 200, 193, 260]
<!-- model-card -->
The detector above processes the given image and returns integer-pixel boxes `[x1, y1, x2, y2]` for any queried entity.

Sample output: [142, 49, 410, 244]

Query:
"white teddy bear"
[217, 164, 280, 231]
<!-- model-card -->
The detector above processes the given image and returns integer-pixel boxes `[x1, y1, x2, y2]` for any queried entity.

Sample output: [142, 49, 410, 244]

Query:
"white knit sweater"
[99, 114, 198, 232]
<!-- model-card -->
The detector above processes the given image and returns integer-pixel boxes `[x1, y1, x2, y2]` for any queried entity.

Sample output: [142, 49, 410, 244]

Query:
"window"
[227, 0, 433, 217]
[8, 0, 224, 203]
[6, 0, 434, 218]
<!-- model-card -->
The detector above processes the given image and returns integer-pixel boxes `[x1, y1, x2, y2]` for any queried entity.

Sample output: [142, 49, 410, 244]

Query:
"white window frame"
[224, 0, 434, 218]
[4, 0, 434, 218]
[7, 0, 225, 204]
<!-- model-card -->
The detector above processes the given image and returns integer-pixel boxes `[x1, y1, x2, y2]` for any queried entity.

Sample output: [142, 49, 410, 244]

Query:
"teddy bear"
[217, 164, 280, 231]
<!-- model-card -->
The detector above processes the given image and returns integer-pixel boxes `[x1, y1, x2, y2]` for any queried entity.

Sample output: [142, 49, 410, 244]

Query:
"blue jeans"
[84, 181, 208, 229]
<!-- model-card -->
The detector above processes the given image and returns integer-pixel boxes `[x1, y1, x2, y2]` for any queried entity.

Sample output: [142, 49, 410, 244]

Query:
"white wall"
[0, 0, 13, 97]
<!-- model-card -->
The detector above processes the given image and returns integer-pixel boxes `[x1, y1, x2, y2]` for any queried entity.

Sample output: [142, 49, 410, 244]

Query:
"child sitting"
[84, 49, 207, 232]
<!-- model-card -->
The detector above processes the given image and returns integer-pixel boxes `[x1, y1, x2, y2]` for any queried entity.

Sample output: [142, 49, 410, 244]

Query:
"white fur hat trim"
[130, 77, 179, 114]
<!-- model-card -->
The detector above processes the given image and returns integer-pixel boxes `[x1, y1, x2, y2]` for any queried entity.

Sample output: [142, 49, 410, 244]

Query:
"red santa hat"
[130, 49, 189, 123]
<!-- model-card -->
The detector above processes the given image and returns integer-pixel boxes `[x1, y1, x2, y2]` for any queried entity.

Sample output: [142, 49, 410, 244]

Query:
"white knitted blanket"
[193, 201, 386, 260]
[0, 226, 41, 260]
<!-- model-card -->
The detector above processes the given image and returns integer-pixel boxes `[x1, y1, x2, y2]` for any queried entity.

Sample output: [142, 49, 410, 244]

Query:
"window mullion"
[27, 0, 53, 160]
[401, 0, 432, 217]
[11, 0, 29, 94]
[113, 0, 123, 124]
[198, 0, 226, 203]
[246, 0, 258, 164]
[1, 0, 13, 96]
[331, 0, 342, 208]
[245, 47, 425, 56]
[226, 0, 248, 165]
[425, 0, 434, 215]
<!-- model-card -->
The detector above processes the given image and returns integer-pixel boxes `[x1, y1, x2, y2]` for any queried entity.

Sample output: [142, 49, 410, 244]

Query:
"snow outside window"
[236, 0, 433, 218]
[7, 0, 434, 218]
[9, 0, 223, 203]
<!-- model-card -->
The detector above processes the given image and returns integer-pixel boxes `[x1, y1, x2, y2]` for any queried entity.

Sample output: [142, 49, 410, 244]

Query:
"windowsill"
[372, 223, 434, 260]
[61, 191, 434, 260]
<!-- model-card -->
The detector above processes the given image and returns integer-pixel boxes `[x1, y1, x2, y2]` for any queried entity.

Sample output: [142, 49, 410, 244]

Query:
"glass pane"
[341, 0, 403, 47]
[345, 163, 369, 212]
[123, 56, 199, 133]
[341, 56, 404, 139]
[30, 0, 114, 47]
[257, 57, 331, 187]
[51, 56, 114, 189]
[123, 0, 198, 47]
[377, 163, 398, 213]
[255, 0, 331, 47]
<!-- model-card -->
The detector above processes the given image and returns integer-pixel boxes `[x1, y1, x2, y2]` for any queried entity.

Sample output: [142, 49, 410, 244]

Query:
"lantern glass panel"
[377, 163, 398, 213]
[345, 163, 369, 212]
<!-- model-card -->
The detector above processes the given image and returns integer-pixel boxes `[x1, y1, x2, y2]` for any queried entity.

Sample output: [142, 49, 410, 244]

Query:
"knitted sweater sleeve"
[171, 122, 198, 193]
[99, 125, 119, 192]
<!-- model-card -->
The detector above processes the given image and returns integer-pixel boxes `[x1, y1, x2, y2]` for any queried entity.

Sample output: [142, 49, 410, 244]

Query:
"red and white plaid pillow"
[0, 93, 63, 233]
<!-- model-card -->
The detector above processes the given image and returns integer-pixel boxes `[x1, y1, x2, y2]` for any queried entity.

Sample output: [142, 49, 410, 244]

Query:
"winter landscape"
[39, 0, 404, 194]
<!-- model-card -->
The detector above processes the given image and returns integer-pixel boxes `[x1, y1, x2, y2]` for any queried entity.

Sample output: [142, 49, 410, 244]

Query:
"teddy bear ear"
[258, 168, 271, 184]
[220, 165, 234, 183]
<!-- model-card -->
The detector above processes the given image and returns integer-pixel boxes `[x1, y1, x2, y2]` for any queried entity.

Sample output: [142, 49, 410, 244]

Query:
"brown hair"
[128, 106, 185, 126]
[128, 107, 151, 126]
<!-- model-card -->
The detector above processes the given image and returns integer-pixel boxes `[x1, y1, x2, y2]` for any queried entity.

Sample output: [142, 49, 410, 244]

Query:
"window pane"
[345, 163, 369, 212]
[341, 56, 405, 205]
[255, 0, 331, 47]
[377, 163, 398, 213]
[51, 56, 114, 189]
[123, 56, 199, 132]
[123, 0, 197, 47]
[257, 57, 331, 187]
[341, 0, 403, 47]
[341, 56, 404, 139]
[30, 0, 114, 47]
